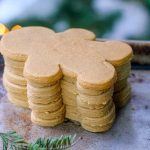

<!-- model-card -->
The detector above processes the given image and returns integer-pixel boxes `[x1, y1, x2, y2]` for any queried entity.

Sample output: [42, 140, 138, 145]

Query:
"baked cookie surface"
[0, 27, 133, 89]
[0, 27, 133, 132]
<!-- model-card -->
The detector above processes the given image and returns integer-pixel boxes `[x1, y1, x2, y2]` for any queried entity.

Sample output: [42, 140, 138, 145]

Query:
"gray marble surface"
[0, 70, 150, 150]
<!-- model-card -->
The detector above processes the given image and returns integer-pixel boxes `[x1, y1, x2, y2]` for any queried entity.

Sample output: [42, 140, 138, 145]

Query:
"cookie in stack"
[93, 41, 133, 108]
[1, 25, 28, 108]
[113, 62, 131, 108]
[28, 80, 65, 127]
[77, 82, 116, 132]
[61, 76, 80, 122]
[0, 27, 133, 132]
[61, 72, 116, 132]
[3, 56, 28, 108]
[1, 27, 65, 126]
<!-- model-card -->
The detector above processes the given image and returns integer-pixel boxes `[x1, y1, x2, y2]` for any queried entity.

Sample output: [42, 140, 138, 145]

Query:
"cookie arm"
[24, 55, 62, 84]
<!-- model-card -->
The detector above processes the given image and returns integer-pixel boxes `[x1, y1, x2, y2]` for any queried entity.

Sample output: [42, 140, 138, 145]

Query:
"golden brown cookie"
[7, 94, 28, 108]
[0, 27, 119, 90]
[32, 105, 65, 120]
[115, 62, 131, 80]
[65, 105, 80, 122]
[29, 91, 61, 104]
[62, 89, 77, 100]
[78, 100, 114, 118]
[4, 56, 25, 68]
[77, 88, 113, 109]
[0, 27, 132, 132]
[81, 116, 115, 133]
[8, 91, 27, 101]
[77, 82, 114, 96]
[27, 82, 61, 97]
[4, 68, 27, 86]
[114, 77, 128, 92]
[81, 103, 115, 132]
[31, 111, 64, 127]
[29, 98, 63, 112]
[27, 80, 57, 88]
[5, 65, 24, 76]
[61, 80, 77, 94]
[62, 95, 77, 106]
[114, 83, 131, 108]
[3, 75, 27, 94]
[63, 75, 76, 84]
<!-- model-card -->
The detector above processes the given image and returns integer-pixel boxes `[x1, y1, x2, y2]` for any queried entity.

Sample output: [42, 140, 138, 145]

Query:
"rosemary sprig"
[0, 131, 77, 150]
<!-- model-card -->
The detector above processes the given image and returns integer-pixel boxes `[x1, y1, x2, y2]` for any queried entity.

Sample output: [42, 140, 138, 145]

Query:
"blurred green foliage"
[7, 0, 150, 39]
[8, 0, 122, 37]
[139, 0, 150, 40]
[125, 0, 150, 40]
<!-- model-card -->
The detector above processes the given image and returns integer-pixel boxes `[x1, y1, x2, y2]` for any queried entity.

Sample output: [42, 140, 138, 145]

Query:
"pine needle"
[0, 131, 78, 150]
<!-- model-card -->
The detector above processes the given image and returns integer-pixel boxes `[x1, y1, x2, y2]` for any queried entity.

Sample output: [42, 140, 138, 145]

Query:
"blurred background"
[0, 0, 150, 40]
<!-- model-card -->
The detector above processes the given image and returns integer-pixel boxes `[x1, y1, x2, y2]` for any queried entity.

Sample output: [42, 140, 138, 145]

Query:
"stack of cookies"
[61, 76, 79, 122]
[113, 62, 131, 108]
[1, 25, 28, 108]
[62, 77, 116, 132]
[28, 80, 65, 127]
[0, 27, 133, 132]
[92, 41, 132, 108]
[76, 83, 116, 132]
[3, 55, 28, 108]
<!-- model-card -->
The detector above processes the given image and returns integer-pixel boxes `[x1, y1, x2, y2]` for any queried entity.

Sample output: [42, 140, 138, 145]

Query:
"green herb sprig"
[0, 131, 78, 150]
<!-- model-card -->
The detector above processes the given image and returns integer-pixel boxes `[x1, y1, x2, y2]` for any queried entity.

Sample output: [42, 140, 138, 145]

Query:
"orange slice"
[11, 25, 22, 31]
[0, 23, 9, 35]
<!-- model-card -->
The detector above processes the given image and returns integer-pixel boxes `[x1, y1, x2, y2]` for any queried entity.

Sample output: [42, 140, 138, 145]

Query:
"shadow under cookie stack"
[0, 27, 133, 132]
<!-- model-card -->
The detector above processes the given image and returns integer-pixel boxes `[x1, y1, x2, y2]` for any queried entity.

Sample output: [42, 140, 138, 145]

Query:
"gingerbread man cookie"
[0, 27, 133, 132]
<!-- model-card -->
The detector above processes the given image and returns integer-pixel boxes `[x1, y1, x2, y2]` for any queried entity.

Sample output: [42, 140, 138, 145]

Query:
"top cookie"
[0, 27, 132, 90]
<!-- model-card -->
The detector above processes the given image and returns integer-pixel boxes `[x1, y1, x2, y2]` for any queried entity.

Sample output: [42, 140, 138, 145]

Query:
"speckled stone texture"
[0, 69, 150, 150]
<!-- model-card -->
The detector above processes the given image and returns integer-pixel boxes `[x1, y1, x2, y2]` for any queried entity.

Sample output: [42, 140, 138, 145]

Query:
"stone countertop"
[0, 69, 150, 150]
